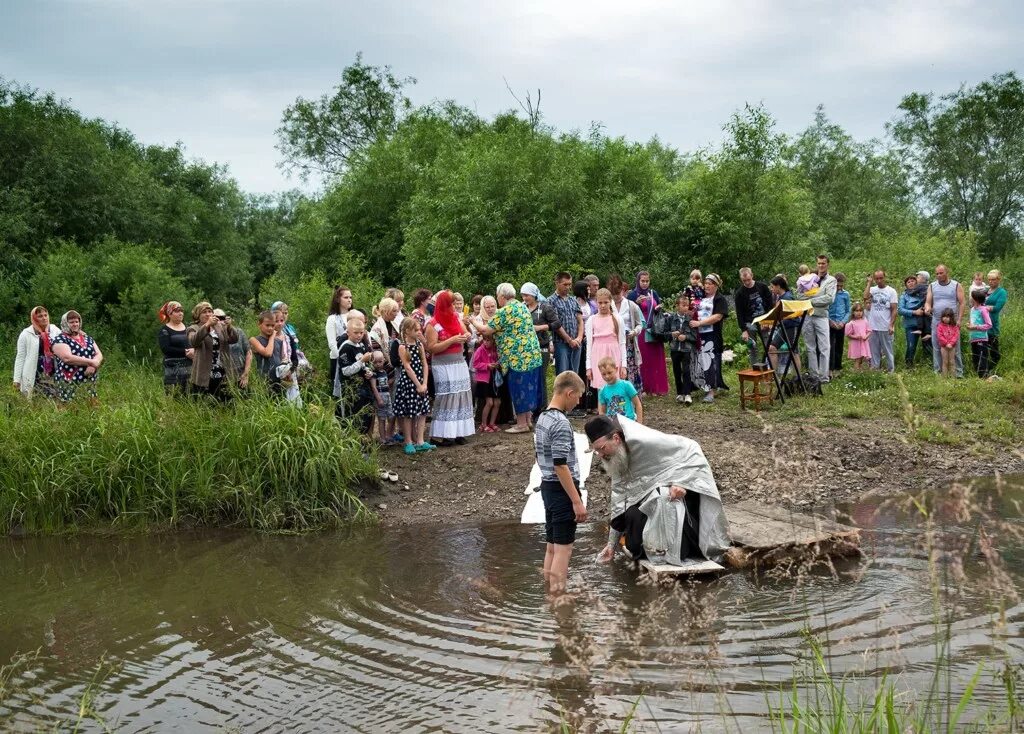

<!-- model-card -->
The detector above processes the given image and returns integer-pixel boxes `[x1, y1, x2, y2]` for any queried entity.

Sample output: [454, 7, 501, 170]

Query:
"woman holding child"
[426, 291, 475, 445]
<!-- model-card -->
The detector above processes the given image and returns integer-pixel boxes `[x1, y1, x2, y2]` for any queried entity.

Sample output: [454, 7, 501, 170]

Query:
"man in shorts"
[534, 370, 588, 595]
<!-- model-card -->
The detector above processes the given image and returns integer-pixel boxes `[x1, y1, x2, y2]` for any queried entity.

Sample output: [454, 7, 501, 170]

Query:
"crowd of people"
[12, 261, 1010, 438]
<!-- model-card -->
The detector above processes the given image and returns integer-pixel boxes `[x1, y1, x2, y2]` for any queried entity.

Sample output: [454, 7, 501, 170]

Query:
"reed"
[0, 367, 375, 533]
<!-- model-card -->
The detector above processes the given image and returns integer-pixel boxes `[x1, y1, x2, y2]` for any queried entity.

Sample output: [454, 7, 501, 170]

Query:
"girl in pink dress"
[585, 288, 627, 391]
[844, 303, 871, 370]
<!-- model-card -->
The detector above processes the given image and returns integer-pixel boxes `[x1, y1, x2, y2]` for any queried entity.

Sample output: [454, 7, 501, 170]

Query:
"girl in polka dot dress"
[51, 310, 103, 404]
[393, 318, 435, 455]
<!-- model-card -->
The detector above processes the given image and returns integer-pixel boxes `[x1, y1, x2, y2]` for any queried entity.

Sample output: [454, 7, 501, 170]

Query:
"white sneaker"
[676, 395, 686, 403]
[684, 395, 693, 405]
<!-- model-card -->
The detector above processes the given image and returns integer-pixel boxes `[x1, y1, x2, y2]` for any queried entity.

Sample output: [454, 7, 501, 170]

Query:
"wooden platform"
[726, 500, 861, 568]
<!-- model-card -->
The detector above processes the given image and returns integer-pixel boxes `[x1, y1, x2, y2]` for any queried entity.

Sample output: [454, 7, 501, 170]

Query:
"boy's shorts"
[540, 478, 579, 545]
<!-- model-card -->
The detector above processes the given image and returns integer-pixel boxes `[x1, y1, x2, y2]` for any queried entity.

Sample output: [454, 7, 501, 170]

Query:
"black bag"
[650, 310, 674, 343]
[782, 375, 824, 398]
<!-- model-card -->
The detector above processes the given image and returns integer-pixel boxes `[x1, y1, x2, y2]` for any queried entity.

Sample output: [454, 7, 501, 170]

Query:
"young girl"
[249, 310, 287, 397]
[796, 264, 820, 295]
[393, 318, 434, 454]
[584, 288, 626, 391]
[844, 303, 871, 370]
[968, 291, 992, 378]
[936, 308, 960, 378]
[471, 333, 500, 432]
[369, 351, 397, 443]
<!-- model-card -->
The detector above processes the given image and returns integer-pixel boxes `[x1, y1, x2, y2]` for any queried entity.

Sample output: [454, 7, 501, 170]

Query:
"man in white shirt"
[862, 270, 898, 373]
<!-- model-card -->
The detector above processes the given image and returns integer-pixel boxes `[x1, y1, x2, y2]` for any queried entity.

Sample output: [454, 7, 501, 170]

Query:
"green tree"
[789, 106, 914, 254]
[276, 54, 415, 180]
[889, 71, 1024, 258]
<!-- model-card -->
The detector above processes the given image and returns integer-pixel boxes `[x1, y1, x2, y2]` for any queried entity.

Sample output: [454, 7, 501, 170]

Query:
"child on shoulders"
[796, 264, 820, 295]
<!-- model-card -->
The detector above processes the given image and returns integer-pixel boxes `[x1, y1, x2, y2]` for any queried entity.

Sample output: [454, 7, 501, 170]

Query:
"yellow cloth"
[751, 299, 814, 327]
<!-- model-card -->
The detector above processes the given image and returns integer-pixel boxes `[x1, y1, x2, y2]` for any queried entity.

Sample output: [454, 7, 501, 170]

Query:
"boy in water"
[534, 371, 588, 595]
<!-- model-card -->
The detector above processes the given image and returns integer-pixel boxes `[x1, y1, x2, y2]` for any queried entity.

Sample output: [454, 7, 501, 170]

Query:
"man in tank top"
[925, 264, 966, 377]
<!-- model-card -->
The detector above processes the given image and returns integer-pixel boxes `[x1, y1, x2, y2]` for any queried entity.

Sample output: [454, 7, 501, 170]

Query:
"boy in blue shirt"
[597, 356, 643, 423]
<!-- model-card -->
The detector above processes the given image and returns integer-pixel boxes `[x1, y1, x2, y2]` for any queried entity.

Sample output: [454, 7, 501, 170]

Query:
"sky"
[2, 0, 1021, 195]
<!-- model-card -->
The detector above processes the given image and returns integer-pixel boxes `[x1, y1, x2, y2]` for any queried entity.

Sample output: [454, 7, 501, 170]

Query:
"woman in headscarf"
[51, 310, 103, 404]
[157, 301, 194, 395]
[13, 306, 62, 399]
[425, 290, 475, 445]
[187, 301, 238, 402]
[627, 271, 669, 396]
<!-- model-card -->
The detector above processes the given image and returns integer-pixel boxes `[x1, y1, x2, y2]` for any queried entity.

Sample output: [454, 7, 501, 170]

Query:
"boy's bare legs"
[544, 543, 574, 595]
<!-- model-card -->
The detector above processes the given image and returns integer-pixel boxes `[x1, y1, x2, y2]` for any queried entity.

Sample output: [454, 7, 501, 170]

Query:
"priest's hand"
[668, 485, 687, 501]
[597, 544, 615, 563]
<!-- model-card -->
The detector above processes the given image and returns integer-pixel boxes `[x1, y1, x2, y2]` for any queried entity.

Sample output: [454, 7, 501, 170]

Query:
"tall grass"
[0, 367, 375, 533]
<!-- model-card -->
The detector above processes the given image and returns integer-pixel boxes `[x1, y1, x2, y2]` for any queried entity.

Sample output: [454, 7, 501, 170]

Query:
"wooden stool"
[737, 368, 775, 411]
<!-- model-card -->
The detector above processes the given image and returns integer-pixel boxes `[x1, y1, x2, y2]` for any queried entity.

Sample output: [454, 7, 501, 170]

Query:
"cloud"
[3, 0, 1021, 193]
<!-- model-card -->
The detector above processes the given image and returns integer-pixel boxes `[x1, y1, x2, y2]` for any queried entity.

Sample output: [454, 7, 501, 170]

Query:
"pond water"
[1, 482, 1022, 732]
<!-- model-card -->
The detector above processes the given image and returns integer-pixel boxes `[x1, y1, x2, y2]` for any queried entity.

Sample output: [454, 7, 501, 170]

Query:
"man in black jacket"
[734, 268, 774, 367]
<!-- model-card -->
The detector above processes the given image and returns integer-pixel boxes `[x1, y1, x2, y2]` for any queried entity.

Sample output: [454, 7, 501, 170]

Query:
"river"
[1, 482, 1022, 732]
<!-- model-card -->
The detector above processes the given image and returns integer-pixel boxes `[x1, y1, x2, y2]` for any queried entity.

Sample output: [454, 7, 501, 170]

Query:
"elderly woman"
[51, 311, 103, 404]
[13, 306, 62, 399]
[985, 269, 1008, 372]
[157, 301, 194, 395]
[474, 283, 544, 433]
[187, 301, 238, 401]
[521, 281, 561, 412]
[425, 291, 475, 445]
[691, 274, 730, 403]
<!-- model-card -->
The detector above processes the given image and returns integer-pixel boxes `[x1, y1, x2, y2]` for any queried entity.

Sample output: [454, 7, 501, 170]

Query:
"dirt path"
[368, 396, 1024, 527]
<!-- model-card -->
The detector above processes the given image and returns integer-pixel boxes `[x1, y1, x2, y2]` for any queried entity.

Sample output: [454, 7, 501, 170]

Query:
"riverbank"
[373, 369, 1024, 526]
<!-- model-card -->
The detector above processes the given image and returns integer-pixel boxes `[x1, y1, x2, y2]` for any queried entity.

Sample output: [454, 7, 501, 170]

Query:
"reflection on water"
[1, 480, 1022, 732]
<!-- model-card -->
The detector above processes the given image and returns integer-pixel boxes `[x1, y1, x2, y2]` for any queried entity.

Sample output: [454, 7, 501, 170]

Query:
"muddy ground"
[368, 395, 1024, 527]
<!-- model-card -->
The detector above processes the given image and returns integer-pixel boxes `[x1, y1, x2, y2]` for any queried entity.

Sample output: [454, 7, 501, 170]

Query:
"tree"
[889, 72, 1024, 258]
[276, 54, 415, 180]
[789, 106, 914, 254]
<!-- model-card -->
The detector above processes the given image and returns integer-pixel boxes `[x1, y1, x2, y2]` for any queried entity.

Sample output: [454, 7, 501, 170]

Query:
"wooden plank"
[728, 501, 859, 550]
[639, 558, 725, 577]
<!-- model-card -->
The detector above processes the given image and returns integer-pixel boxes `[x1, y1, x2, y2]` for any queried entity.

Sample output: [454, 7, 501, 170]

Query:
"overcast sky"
[3, 0, 1021, 194]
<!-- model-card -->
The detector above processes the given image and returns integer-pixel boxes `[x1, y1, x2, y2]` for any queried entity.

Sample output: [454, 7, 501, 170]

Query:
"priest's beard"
[601, 443, 630, 481]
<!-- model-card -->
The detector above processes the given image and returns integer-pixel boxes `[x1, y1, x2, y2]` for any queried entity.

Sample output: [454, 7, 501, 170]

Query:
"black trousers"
[610, 492, 702, 561]
[971, 341, 991, 378]
[829, 325, 845, 372]
[989, 335, 1001, 370]
[670, 350, 695, 396]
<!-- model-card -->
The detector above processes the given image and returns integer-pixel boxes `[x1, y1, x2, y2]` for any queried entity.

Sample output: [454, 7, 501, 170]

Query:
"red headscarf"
[431, 290, 463, 339]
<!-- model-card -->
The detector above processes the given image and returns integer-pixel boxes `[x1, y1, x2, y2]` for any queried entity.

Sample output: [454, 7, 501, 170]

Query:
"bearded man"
[587, 415, 730, 566]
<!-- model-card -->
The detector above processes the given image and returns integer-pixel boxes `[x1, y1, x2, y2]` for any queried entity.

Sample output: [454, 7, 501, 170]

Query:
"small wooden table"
[737, 368, 776, 411]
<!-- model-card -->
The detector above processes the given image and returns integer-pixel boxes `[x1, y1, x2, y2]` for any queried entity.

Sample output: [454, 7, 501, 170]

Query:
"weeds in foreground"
[0, 368, 375, 533]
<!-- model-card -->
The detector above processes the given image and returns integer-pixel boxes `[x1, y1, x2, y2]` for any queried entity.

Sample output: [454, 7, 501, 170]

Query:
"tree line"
[2, 61, 1022, 357]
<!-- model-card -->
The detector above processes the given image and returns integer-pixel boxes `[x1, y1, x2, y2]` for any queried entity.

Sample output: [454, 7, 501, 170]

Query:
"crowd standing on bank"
[12, 264, 1012, 444]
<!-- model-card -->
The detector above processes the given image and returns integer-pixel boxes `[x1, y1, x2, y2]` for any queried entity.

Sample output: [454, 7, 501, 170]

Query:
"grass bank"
[0, 366, 375, 534]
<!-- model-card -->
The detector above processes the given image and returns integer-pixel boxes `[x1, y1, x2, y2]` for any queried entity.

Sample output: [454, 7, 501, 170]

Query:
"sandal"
[378, 469, 390, 481]
[387, 471, 399, 482]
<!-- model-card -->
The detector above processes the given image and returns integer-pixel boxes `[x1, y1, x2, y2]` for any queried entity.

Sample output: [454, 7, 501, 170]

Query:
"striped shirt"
[534, 409, 578, 482]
